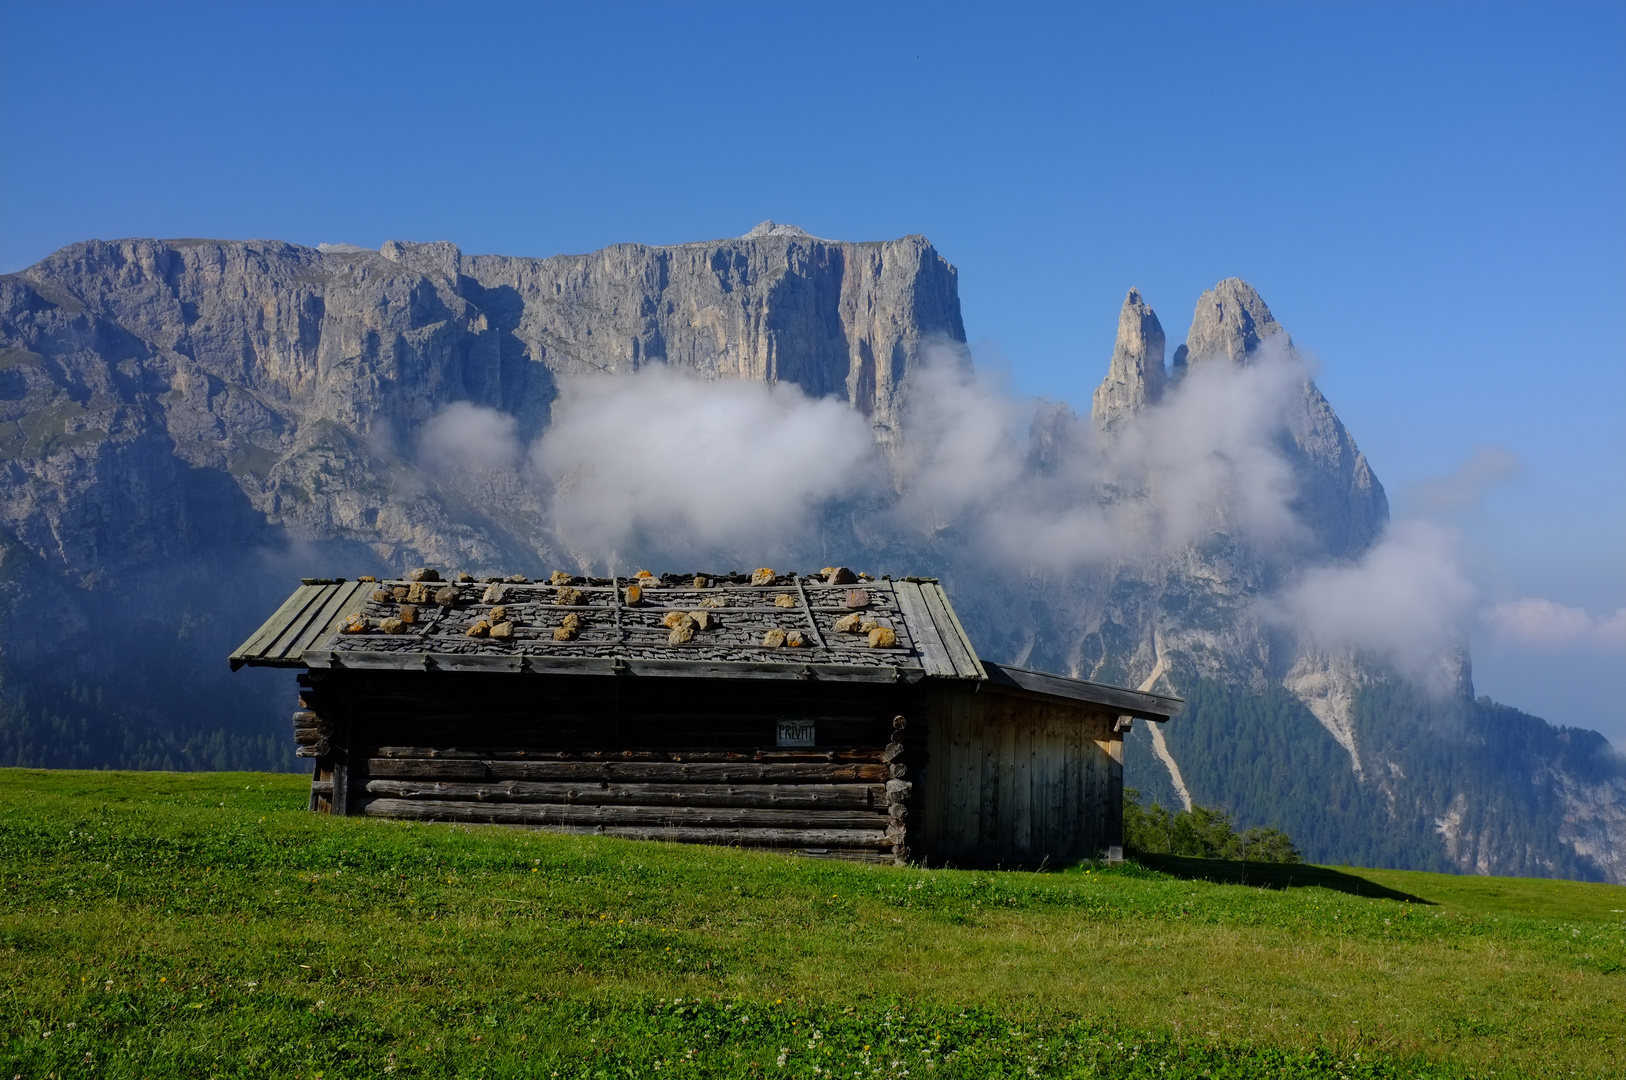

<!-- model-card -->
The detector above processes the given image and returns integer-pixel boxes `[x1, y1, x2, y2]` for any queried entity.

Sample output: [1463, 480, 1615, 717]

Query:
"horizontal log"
[345, 701, 908, 723]
[370, 746, 887, 764]
[356, 712, 890, 728]
[360, 799, 891, 847]
[363, 779, 890, 810]
[357, 797, 882, 829]
[546, 824, 898, 855]
[366, 758, 889, 783]
[363, 735, 889, 752]
[349, 680, 904, 701]
[357, 715, 886, 729]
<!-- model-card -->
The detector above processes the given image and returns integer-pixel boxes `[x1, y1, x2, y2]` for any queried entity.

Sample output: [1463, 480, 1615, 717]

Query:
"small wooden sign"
[776, 720, 816, 747]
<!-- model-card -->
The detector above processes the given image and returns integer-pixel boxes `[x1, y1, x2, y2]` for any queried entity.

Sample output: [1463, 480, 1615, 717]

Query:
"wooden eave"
[981, 661, 1182, 721]
[229, 579, 373, 670]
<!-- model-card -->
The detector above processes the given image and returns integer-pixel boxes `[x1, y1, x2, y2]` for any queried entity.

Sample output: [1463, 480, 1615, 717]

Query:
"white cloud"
[399, 341, 1556, 697]
[1112, 336, 1309, 551]
[418, 401, 522, 475]
[528, 364, 881, 566]
[1407, 445, 1520, 513]
[1484, 598, 1626, 651]
[888, 337, 1312, 572]
[415, 339, 1326, 582]
[1267, 520, 1476, 686]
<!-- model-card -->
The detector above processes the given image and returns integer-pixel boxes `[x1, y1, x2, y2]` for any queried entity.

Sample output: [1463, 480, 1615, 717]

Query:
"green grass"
[1, 769, 1622, 1079]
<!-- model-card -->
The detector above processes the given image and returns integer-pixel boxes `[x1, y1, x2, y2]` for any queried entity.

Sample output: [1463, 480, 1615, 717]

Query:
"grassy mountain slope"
[1, 769, 1621, 1078]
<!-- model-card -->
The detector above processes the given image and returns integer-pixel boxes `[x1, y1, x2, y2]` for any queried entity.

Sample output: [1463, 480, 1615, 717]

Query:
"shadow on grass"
[1130, 852, 1435, 904]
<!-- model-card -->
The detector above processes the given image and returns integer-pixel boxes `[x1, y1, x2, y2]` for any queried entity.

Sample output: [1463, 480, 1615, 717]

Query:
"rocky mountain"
[1077, 280, 1395, 741]
[1072, 282, 1625, 882]
[0, 224, 962, 767]
[1, 224, 1621, 882]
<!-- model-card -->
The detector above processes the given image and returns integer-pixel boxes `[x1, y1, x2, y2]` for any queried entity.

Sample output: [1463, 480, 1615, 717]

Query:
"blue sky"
[2, 1, 1622, 738]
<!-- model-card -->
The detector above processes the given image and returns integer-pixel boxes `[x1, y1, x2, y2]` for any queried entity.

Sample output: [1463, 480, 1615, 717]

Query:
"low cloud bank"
[527, 365, 880, 565]
[1484, 599, 1626, 651]
[411, 346, 1581, 691]
[889, 340, 1309, 569]
[1405, 446, 1520, 514]
[419, 401, 522, 475]
[1266, 520, 1476, 685]
[507, 341, 1317, 575]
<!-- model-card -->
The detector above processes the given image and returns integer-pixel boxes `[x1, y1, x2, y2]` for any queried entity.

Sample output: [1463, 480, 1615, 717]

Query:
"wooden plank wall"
[297, 671, 923, 864]
[919, 684, 1120, 865]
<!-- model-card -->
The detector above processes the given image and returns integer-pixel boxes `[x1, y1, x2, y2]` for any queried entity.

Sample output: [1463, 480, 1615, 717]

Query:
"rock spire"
[1090, 288, 1167, 429]
[1176, 277, 1288, 374]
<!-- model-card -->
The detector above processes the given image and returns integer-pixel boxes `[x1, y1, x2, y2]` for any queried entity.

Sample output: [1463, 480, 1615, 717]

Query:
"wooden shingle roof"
[229, 568, 1181, 720]
[230, 570, 983, 683]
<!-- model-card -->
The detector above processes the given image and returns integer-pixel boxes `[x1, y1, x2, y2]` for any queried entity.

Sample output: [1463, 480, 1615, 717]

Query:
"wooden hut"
[230, 569, 1180, 866]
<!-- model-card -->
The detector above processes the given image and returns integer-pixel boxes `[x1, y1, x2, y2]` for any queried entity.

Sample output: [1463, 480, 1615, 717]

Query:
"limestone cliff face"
[1181, 277, 1282, 368]
[456, 222, 964, 443]
[0, 225, 964, 768]
[19, 223, 960, 434]
[1, 225, 964, 574]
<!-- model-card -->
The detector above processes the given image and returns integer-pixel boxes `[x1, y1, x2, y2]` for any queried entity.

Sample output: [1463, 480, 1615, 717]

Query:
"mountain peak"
[1179, 277, 1288, 371]
[743, 220, 823, 240]
[1090, 287, 1167, 429]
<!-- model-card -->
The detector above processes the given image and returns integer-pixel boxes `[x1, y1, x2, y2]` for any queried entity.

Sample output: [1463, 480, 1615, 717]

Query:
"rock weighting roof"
[230, 567, 1180, 721]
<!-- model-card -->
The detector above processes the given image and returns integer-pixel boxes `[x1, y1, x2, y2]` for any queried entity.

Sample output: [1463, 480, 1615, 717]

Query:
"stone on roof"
[230, 568, 1180, 719]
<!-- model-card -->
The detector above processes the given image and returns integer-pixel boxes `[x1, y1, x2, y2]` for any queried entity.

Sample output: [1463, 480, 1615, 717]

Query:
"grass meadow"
[0, 769, 1622, 1078]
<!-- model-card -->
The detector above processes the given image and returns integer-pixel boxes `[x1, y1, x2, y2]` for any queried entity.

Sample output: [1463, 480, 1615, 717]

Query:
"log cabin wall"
[296, 669, 927, 864]
[246, 572, 1179, 868]
[918, 682, 1122, 866]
